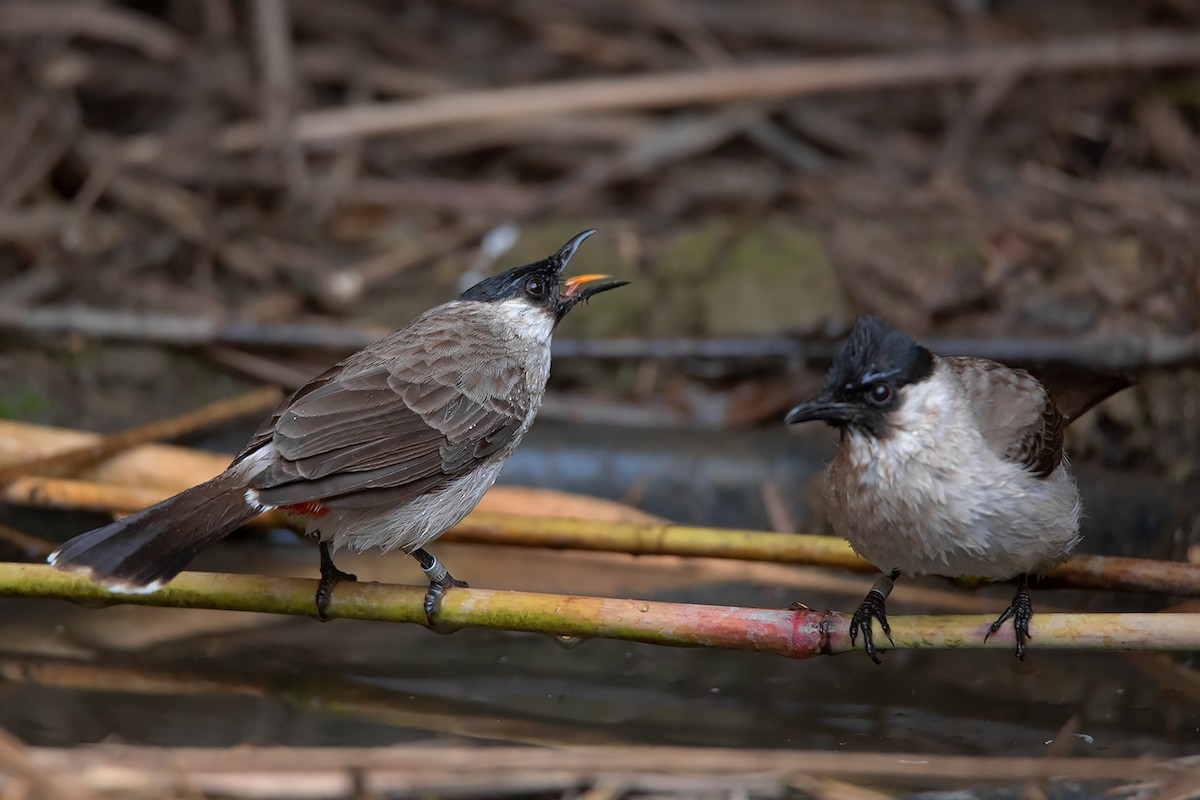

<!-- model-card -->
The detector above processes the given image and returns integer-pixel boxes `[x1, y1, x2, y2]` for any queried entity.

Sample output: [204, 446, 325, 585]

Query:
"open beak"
[549, 229, 629, 320]
[555, 273, 628, 321]
[563, 273, 615, 298]
[562, 275, 629, 303]
[785, 394, 860, 426]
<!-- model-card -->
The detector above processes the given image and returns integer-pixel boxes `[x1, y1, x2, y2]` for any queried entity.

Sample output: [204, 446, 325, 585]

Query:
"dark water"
[1, 422, 1198, 763]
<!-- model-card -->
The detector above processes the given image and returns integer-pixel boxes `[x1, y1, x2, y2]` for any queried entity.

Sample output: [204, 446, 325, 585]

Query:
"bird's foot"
[316, 541, 357, 621]
[850, 591, 893, 664]
[985, 576, 1033, 660]
[422, 576, 469, 634]
[849, 570, 899, 664]
[413, 548, 467, 634]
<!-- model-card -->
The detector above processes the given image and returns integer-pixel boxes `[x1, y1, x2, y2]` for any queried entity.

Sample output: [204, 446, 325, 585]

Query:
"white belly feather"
[824, 378, 1082, 579]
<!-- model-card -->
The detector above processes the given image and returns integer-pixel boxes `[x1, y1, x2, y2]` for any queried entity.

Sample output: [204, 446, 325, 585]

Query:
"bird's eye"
[524, 277, 547, 298]
[867, 382, 893, 405]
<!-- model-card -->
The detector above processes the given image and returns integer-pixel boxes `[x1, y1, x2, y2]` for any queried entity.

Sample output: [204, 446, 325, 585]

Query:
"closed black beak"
[785, 395, 859, 426]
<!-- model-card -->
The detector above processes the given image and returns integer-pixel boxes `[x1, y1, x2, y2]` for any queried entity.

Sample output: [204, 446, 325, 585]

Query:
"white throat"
[493, 297, 556, 341]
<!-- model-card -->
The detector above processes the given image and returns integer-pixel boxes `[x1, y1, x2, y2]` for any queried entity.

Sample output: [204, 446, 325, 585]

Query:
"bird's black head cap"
[459, 229, 627, 324]
[785, 315, 934, 437]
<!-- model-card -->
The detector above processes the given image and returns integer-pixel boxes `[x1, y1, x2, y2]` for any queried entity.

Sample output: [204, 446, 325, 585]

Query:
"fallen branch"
[4, 305, 1200, 369]
[2, 564, 1199, 657]
[0, 304, 388, 350]
[114, 29, 1200, 157]
[0, 386, 282, 484]
[13, 742, 1169, 796]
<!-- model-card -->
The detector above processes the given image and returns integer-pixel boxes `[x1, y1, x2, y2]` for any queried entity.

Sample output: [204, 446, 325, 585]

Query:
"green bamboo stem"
[3, 563, 1199, 658]
[447, 513, 872, 569]
[5, 470, 1198, 597]
[447, 512, 1200, 596]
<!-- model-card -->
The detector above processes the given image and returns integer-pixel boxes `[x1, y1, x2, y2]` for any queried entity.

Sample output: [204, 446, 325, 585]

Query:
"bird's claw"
[315, 565, 357, 621]
[850, 590, 894, 665]
[985, 581, 1034, 659]
[411, 548, 468, 633]
[315, 540, 357, 620]
[424, 575, 469, 634]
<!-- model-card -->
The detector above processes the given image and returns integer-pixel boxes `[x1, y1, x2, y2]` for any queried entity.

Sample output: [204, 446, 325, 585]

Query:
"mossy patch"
[698, 219, 847, 336]
[0, 387, 51, 420]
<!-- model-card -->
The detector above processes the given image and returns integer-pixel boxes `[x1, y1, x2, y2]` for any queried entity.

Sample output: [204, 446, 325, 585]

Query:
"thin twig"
[0, 3, 182, 60]
[0, 522, 54, 559]
[112, 29, 1200, 158]
[2, 564, 1199, 657]
[930, 59, 1023, 181]
[253, 0, 308, 194]
[203, 346, 317, 388]
[0, 93, 53, 192]
[0, 386, 282, 484]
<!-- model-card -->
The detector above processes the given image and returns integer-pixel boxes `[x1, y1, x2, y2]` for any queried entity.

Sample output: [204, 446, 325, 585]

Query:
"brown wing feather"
[246, 307, 536, 509]
[231, 369, 338, 464]
[1023, 363, 1133, 425]
[944, 357, 1064, 479]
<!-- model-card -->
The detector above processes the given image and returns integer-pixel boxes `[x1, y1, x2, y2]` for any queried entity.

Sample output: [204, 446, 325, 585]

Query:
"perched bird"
[785, 315, 1131, 662]
[50, 230, 627, 625]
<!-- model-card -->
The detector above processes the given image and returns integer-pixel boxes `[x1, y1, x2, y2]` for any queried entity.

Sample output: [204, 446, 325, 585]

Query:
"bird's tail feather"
[48, 471, 259, 591]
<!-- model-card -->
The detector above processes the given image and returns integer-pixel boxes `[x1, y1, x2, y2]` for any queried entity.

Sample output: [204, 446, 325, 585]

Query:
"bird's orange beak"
[562, 274, 612, 298]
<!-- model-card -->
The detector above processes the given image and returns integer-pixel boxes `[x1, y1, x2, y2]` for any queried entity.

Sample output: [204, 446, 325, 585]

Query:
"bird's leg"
[412, 548, 468, 632]
[985, 573, 1033, 660]
[850, 570, 900, 664]
[315, 539, 357, 621]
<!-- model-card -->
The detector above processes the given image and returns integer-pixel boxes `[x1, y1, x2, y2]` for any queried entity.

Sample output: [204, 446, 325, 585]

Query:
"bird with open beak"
[50, 229, 627, 626]
[785, 315, 1131, 662]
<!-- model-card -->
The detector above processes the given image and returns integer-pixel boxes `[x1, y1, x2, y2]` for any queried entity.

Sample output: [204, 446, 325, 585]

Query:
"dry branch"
[113, 29, 1200, 157]
[2, 564, 1199, 658]
[13, 742, 1170, 796]
[4, 305, 1200, 369]
[0, 304, 388, 349]
[0, 522, 53, 559]
[0, 386, 282, 484]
